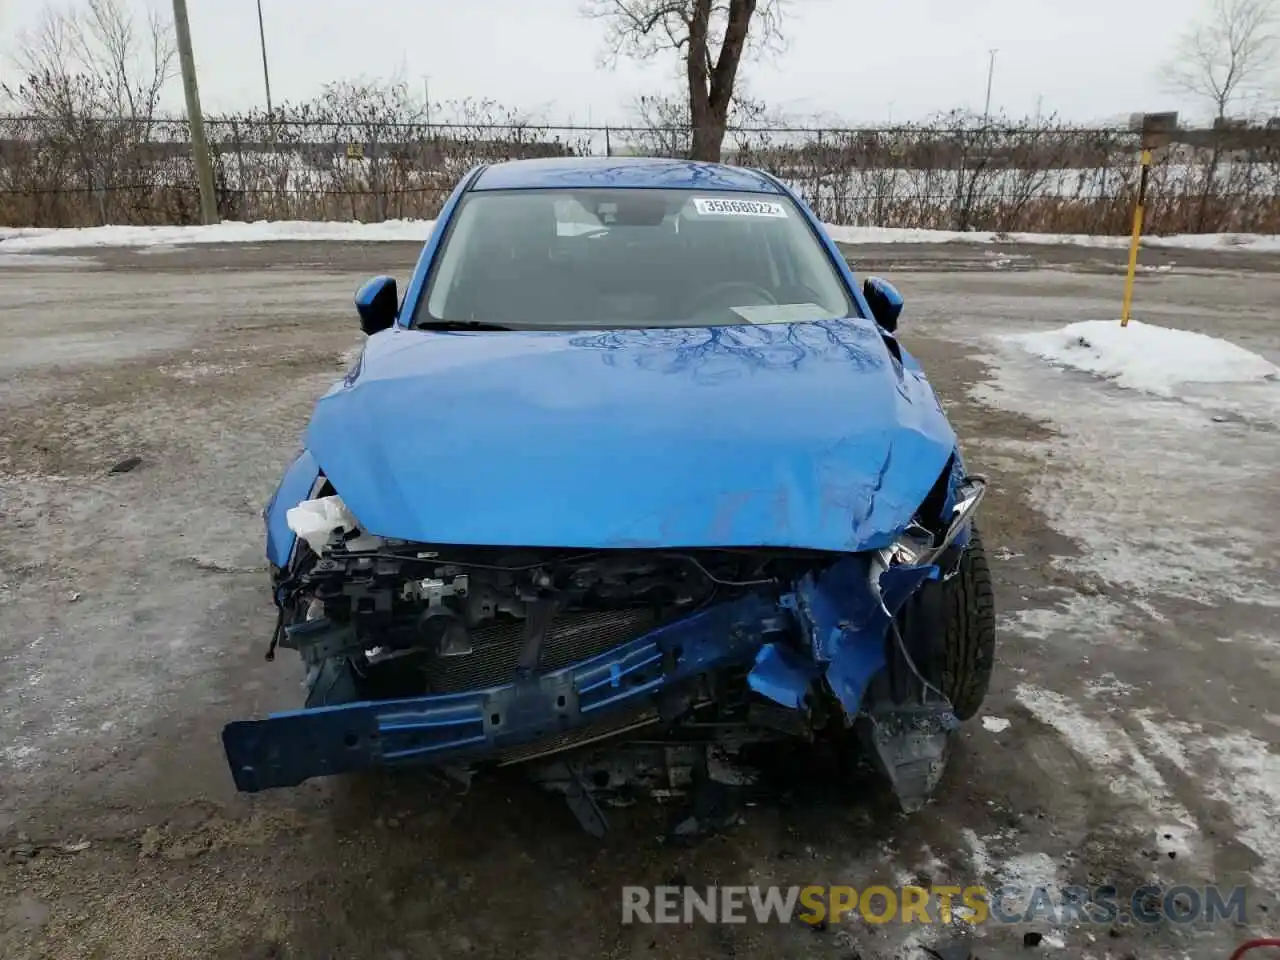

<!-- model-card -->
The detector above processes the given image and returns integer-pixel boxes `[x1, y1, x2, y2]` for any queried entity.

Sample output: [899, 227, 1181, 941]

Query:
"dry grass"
[2, 103, 1278, 233]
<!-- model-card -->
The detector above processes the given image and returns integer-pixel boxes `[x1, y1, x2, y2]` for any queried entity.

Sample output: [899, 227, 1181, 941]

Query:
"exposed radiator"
[427, 607, 662, 693]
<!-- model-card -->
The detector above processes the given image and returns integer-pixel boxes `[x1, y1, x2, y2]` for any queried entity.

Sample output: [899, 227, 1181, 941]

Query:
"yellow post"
[1120, 149, 1152, 327]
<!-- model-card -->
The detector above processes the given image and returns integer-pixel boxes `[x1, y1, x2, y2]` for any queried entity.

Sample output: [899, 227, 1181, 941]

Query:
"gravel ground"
[1, 239, 1278, 960]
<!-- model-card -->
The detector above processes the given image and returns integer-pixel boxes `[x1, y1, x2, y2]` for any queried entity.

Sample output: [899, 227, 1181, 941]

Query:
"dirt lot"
[1, 239, 1278, 960]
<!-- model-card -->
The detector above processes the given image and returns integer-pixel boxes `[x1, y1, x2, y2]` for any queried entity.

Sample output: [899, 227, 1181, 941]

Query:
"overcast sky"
[2, 0, 1212, 124]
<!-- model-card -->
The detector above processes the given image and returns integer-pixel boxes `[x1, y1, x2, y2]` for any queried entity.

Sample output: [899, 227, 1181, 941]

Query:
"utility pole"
[256, 0, 274, 119]
[982, 48, 998, 125]
[423, 75, 431, 126]
[172, 0, 217, 224]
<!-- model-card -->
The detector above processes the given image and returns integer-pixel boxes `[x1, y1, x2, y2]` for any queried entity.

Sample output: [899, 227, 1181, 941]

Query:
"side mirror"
[355, 275, 398, 335]
[863, 276, 904, 333]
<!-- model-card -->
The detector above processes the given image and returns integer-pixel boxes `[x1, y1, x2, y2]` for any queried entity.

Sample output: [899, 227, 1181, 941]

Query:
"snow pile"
[1, 219, 1279, 253]
[823, 225, 1280, 251]
[0, 219, 436, 251]
[1009, 319, 1280, 397]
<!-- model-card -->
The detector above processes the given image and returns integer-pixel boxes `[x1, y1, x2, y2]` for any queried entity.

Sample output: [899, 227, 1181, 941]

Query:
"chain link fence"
[2, 111, 1278, 233]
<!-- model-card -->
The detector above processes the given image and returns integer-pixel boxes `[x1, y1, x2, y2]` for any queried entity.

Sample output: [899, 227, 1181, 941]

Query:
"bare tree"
[584, 0, 785, 162]
[3, 0, 177, 224]
[1159, 0, 1278, 228]
[1161, 0, 1278, 121]
[626, 86, 776, 157]
[8, 0, 176, 127]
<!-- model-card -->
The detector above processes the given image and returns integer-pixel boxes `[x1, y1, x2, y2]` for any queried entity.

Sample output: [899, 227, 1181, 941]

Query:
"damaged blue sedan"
[221, 157, 995, 834]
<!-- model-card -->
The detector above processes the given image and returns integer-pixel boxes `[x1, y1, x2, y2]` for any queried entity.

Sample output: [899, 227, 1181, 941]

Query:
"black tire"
[939, 524, 996, 720]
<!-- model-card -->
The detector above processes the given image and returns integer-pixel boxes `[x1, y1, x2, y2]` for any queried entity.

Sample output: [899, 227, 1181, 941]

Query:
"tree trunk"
[685, 0, 757, 163]
[1197, 139, 1221, 233]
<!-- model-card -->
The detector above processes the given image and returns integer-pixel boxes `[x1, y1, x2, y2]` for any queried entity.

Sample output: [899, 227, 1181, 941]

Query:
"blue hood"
[306, 319, 956, 552]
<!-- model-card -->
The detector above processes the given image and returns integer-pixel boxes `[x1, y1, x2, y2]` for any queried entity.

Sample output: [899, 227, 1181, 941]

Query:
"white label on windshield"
[731, 303, 830, 324]
[692, 197, 787, 218]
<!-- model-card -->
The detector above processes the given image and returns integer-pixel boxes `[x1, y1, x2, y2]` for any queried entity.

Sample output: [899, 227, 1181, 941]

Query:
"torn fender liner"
[749, 556, 936, 717]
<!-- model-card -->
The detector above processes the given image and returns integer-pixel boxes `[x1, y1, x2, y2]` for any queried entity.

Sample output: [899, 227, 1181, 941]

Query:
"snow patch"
[1134, 712, 1280, 888]
[1133, 711, 1192, 774]
[961, 828, 995, 879]
[1084, 674, 1137, 699]
[1007, 319, 1280, 398]
[1001, 595, 1144, 651]
[975, 339, 1280, 607]
[1, 742, 39, 768]
[822, 225, 1280, 252]
[2, 220, 1280, 253]
[162, 360, 249, 382]
[1014, 684, 1203, 873]
[0, 219, 437, 251]
[996, 851, 1061, 889]
[961, 828, 1062, 894]
[1207, 734, 1280, 888]
[982, 715, 1011, 733]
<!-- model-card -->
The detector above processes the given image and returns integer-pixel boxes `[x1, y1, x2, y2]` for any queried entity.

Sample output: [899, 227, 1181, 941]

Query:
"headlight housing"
[887, 522, 936, 566]
[883, 475, 988, 570]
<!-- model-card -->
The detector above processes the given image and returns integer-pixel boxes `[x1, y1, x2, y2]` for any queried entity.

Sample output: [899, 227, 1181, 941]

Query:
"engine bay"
[272, 535, 837, 696]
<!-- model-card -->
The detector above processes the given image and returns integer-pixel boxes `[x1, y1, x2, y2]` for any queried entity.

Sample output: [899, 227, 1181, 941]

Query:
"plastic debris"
[286, 496, 358, 553]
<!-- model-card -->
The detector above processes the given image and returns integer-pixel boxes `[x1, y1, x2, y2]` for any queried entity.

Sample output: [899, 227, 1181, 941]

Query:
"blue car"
[222, 157, 995, 834]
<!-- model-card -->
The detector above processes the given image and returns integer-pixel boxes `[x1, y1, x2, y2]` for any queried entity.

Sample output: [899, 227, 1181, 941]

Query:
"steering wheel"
[683, 280, 778, 320]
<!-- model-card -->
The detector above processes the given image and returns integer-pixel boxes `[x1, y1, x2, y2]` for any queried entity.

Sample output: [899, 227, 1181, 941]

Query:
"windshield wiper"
[417, 319, 514, 332]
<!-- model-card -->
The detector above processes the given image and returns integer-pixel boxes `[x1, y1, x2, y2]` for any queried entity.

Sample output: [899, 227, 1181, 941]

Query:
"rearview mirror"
[863, 276, 904, 333]
[355, 275, 398, 335]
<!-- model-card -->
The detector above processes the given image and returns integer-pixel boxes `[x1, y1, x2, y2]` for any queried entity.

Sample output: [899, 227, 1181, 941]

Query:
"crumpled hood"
[306, 319, 957, 551]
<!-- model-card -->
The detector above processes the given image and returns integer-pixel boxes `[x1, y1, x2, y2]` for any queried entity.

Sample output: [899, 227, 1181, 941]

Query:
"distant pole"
[256, 0, 274, 119]
[172, 0, 217, 224]
[1120, 148, 1152, 327]
[423, 75, 430, 126]
[982, 48, 997, 125]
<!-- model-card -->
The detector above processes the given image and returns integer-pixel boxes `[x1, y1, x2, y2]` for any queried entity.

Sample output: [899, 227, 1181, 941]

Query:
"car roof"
[470, 156, 783, 194]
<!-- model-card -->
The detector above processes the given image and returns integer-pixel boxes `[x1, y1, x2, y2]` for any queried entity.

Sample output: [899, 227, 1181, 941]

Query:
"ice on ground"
[1000, 594, 1146, 652]
[982, 715, 1011, 733]
[974, 328, 1280, 607]
[1015, 684, 1206, 876]
[1, 219, 1279, 253]
[1008, 319, 1280, 398]
[1135, 710, 1280, 888]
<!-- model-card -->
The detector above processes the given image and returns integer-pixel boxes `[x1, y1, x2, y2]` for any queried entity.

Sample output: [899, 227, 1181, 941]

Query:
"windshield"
[417, 188, 855, 330]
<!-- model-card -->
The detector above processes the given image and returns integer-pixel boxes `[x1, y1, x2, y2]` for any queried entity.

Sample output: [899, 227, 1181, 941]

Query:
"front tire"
[938, 525, 996, 720]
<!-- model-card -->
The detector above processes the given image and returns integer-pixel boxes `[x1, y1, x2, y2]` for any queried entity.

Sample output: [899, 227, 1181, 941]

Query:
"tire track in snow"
[1013, 684, 1204, 874]
[1134, 709, 1280, 890]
